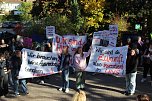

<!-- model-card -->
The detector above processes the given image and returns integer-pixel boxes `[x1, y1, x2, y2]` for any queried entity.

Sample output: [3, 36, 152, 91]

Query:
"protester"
[125, 38, 132, 52]
[39, 43, 52, 84]
[140, 38, 150, 66]
[136, 94, 151, 101]
[136, 36, 144, 66]
[0, 53, 9, 97]
[8, 38, 17, 53]
[10, 50, 28, 96]
[58, 46, 71, 93]
[44, 43, 52, 52]
[74, 46, 91, 91]
[125, 48, 139, 96]
[72, 90, 86, 101]
[0, 39, 9, 53]
[4, 51, 14, 88]
[141, 43, 152, 86]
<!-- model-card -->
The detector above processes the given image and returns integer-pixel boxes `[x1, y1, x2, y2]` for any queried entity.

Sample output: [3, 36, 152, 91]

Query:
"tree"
[80, 0, 105, 31]
[31, 0, 106, 34]
[18, 2, 33, 21]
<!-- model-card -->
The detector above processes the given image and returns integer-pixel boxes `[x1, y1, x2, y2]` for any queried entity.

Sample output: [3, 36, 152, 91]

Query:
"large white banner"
[19, 48, 59, 79]
[85, 46, 128, 77]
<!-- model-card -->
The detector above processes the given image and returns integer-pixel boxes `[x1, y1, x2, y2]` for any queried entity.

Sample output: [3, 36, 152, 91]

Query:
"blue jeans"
[8, 71, 14, 87]
[61, 69, 69, 90]
[126, 72, 137, 94]
[12, 77, 19, 95]
[19, 79, 28, 94]
[12, 71, 27, 95]
[12, 71, 19, 95]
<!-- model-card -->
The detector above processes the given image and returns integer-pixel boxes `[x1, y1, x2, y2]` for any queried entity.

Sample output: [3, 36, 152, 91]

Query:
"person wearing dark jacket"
[141, 43, 152, 86]
[0, 53, 9, 97]
[125, 48, 139, 96]
[10, 50, 28, 96]
[58, 46, 71, 93]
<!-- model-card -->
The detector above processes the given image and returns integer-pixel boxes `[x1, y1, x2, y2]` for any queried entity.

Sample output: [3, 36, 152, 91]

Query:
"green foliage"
[24, 13, 76, 35]
[80, 0, 105, 31]
[111, 15, 130, 32]
[31, 0, 105, 34]
[18, 2, 32, 21]
[44, 14, 75, 35]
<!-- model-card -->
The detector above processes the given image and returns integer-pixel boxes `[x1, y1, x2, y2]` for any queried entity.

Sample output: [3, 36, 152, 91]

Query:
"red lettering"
[105, 69, 120, 75]
[98, 54, 123, 63]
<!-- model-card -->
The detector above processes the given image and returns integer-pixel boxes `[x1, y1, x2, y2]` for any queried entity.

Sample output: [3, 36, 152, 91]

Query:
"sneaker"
[65, 88, 69, 93]
[14, 93, 20, 97]
[123, 91, 128, 95]
[125, 92, 134, 96]
[80, 88, 86, 91]
[58, 88, 63, 91]
[141, 78, 147, 83]
[39, 80, 45, 84]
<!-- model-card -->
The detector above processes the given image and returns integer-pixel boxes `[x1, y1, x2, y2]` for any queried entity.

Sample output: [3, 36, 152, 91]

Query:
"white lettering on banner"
[19, 48, 59, 79]
[85, 46, 128, 77]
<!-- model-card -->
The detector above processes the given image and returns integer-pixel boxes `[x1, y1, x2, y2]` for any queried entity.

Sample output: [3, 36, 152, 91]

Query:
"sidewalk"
[1, 72, 152, 101]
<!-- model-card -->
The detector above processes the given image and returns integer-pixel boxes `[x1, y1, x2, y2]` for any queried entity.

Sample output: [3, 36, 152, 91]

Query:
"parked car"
[10, 21, 21, 28]
[2, 21, 11, 28]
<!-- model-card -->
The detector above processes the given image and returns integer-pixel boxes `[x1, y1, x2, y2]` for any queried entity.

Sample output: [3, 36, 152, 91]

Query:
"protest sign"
[85, 46, 128, 77]
[23, 37, 32, 47]
[92, 31, 102, 46]
[92, 30, 117, 47]
[109, 25, 118, 37]
[52, 34, 87, 55]
[52, 34, 63, 54]
[46, 26, 55, 39]
[62, 35, 87, 54]
[19, 48, 59, 79]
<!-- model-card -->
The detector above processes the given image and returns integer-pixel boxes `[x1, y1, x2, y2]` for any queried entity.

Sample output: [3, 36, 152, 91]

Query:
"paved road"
[0, 70, 152, 101]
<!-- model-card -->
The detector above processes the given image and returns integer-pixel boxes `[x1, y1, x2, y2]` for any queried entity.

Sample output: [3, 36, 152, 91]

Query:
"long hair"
[72, 90, 86, 101]
[136, 94, 151, 101]
[74, 47, 84, 57]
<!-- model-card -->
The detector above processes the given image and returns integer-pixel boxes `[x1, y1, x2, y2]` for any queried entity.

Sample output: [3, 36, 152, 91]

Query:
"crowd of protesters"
[0, 34, 151, 100]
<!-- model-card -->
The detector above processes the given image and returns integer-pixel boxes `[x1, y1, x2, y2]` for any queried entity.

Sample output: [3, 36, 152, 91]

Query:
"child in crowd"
[74, 46, 91, 91]
[72, 90, 86, 101]
[58, 46, 71, 93]
[125, 48, 139, 96]
[136, 94, 151, 101]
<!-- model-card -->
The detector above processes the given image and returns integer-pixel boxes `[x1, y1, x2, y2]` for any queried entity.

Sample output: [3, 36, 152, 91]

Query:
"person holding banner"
[58, 46, 71, 93]
[10, 50, 28, 96]
[125, 48, 139, 96]
[74, 46, 91, 91]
